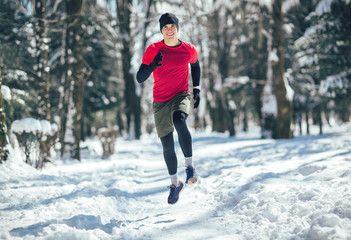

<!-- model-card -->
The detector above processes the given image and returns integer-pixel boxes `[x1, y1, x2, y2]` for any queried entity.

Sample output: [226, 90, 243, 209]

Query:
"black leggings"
[160, 111, 192, 175]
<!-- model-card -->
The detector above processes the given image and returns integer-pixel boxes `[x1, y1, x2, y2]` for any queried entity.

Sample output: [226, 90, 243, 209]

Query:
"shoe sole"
[186, 176, 198, 185]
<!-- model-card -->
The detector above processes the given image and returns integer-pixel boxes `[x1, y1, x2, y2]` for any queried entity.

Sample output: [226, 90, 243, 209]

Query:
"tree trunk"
[140, 0, 154, 53]
[271, 0, 293, 139]
[313, 103, 323, 135]
[33, 0, 51, 167]
[33, 0, 51, 121]
[58, 22, 69, 158]
[0, 68, 8, 162]
[116, 0, 141, 139]
[209, 75, 235, 136]
[252, 10, 266, 134]
[339, 97, 350, 123]
[243, 103, 248, 132]
[60, 0, 86, 160]
[139, 0, 154, 135]
[305, 108, 310, 135]
[261, 26, 277, 139]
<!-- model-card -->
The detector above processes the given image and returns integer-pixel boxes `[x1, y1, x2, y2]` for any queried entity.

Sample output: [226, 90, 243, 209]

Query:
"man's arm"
[191, 60, 201, 108]
[136, 52, 163, 83]
[136, 64, 154, 83]
[190, 60, 200, 87]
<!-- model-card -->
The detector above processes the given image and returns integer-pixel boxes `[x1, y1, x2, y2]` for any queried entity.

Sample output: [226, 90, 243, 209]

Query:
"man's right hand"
[150, 52, 163, 70]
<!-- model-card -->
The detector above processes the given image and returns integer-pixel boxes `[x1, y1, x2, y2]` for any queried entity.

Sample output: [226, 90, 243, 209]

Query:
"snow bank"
[1, 124, 351, 239]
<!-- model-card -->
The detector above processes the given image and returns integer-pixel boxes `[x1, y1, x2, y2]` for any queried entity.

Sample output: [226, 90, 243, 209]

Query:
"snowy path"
[1, 125, 351, 239]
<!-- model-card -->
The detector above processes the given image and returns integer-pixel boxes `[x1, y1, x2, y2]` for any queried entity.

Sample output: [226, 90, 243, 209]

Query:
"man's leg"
[160, 132, 184, 204]
[173, 111, 192, 159]
[160, 132, 179, 185]
[173, 111, 198, 185]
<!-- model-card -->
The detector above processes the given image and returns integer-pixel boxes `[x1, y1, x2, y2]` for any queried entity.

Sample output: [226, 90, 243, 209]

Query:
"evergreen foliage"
[82, 2, 122, 134]
[291, 0, 351, 127]
[0, 0, 38, 125]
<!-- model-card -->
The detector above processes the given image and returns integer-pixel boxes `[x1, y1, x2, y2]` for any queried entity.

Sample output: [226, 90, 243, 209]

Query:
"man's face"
[162, 24, 178, 41]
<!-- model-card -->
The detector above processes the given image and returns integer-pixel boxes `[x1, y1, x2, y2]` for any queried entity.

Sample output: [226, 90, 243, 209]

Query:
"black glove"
[149, 52, 163, 71]
[193, 88, 200, 109]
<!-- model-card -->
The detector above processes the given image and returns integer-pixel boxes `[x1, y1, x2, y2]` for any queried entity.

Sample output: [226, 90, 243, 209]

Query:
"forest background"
[0, 0, 350, 165]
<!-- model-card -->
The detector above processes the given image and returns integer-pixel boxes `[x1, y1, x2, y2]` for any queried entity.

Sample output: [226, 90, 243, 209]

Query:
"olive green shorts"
[153, 92, 191, 138]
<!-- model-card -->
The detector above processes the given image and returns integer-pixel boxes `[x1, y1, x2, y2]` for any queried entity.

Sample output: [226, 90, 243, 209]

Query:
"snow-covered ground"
[1, 123, 351, 240]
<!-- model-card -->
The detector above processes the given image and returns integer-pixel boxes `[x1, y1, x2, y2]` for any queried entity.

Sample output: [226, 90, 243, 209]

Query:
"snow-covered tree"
[0, 0, 38, 125]
[32, 0, 54, 167]
[81, 0, 123, 137]
[33, 0, 51, 121]
[203, 1, 242, 136]
[285, 0, 315, 135]
[59, 0, 88, 160]
[292, 0, 351, 133]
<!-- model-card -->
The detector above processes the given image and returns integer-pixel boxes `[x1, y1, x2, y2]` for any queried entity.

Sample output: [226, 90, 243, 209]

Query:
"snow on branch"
[319, 70, 351, 96]
[1, 85, 11, 101]
[269, 49, 279, 64]
[11, 118, 41, 134]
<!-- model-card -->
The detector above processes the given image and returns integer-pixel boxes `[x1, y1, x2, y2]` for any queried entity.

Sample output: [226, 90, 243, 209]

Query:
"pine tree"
[285, 0, 315, 135]
[293, 0, 351, 129]
[0, 0, 37, 126]
[82, 0, 122, 137]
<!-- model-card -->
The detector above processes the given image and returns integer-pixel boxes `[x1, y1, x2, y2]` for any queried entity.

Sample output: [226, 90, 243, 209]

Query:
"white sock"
[185, 157, 192, 167]
[170, 174, 179, 186]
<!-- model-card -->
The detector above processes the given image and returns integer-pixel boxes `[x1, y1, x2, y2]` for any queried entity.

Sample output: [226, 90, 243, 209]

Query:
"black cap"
[159, 13, 179, 32]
